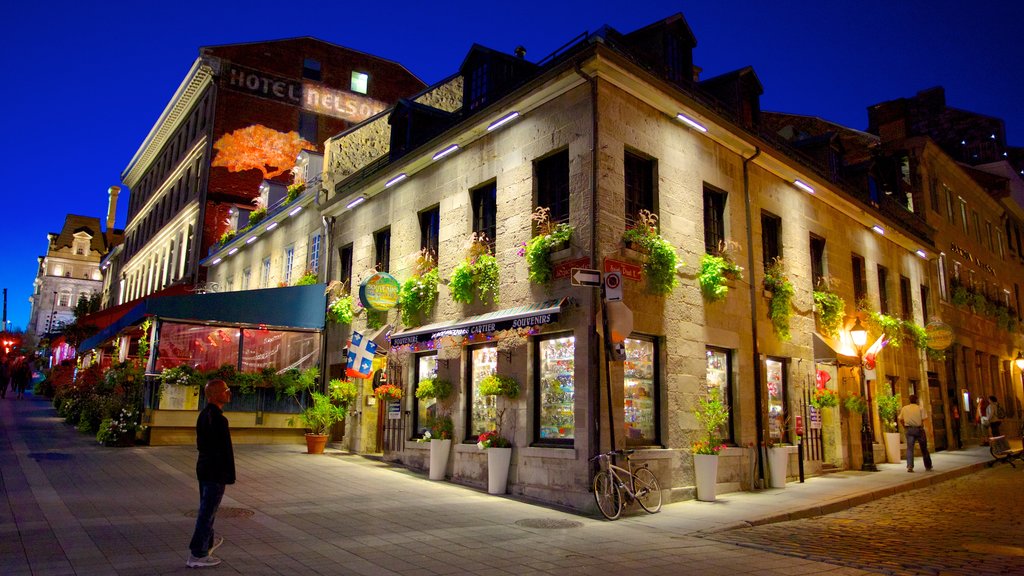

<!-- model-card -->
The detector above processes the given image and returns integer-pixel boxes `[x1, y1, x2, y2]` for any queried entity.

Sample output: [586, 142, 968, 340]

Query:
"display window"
[705, 346, 734, 444]
[241, 328, 320, 373]
[624, 336, 659, 446]
[467, 345, 498, 439]
[535, 334, 575, 444]
[766, 357, 788, 444]
[155, 322, 240, 372]
[413, 354, 438, 437]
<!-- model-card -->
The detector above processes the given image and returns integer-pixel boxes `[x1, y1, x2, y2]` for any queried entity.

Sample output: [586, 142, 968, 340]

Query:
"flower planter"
[884, 431, 902, 464]
[486, 447, 512, 494]
[428, 439, 451, 480]
[693, 453, 719, 502]
[305, 433, 329, 455]
[768, 446, 791, 488]
[102, 434, 135, 448]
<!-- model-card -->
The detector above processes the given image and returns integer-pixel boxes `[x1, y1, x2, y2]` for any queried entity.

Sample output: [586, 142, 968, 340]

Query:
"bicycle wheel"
[633, 467, 662, 513]
[593, 471, 623, 520]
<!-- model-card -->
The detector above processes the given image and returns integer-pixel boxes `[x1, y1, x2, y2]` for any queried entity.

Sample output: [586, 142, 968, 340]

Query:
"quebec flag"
[346, 331, 378, 379]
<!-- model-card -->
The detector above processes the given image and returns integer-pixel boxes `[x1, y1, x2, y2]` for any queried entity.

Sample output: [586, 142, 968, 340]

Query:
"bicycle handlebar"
[589, 449, 636, 463]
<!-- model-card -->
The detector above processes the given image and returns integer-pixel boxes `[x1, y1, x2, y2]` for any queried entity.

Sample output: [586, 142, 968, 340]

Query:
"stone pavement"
[0, 393, 995, 575]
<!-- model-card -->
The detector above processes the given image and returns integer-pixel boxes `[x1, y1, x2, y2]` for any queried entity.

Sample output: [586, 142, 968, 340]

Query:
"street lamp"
[1015, 351, 1024, 372]
[850, 318, 877, 472]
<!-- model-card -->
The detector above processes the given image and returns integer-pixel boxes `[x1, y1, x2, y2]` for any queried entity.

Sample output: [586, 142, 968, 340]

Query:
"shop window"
[413, 354, 439, 437]
[536, 150, 570, 223]
[624, 336, 658, 446]
[766, 357, 788, 445]
[705, 347, 734, 444]
[350, 71, 369, 94]
[155, 322, 240, 372]
[624, 150, 655, 226]
[761, 211, 781, 270]
[419, 207, 439, 258]
[374, 228, 391, 273]
[536, 334, 575, 444]
[703, 184, 727, 254]
[467, 345, 498, 439]
[241, 328, 320, 373]
[471, 182, 496, 249]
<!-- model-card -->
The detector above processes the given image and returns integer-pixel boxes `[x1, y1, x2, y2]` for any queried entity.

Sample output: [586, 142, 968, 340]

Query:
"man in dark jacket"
[187, 379, 234, 568]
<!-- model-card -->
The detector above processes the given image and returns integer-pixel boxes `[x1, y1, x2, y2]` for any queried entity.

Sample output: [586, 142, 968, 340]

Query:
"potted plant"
[415, 376, 454, 480]
[693, 390, 729, 502]
[621, 210, 680, 295]
[477, 374, 519, 494]
[298, 391, 347, 454]
[522, 206, 575, 284]
[449, 233, 500, 305]
[699, 241, 743, 302]
[96, 405, 145, 447]
[877, 388, 902, 464]
[763, 258, 794, 341]
[813, 279, 846, 338]
[400, 250, 440, 327]
[810, 388, 839, 410]
[374, 383, 403, 402]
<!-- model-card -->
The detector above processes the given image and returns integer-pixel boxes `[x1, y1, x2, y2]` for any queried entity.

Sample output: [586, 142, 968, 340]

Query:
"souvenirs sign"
[359, 272, 400, 311]
[925, 321, 954, 351]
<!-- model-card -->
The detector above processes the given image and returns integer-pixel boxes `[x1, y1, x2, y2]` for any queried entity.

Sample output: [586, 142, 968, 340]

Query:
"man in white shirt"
[898, 394, 933, 473]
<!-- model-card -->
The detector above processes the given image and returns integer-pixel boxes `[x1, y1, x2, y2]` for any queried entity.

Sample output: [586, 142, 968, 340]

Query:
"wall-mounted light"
[267, 222, 279, 231]
[228, 248, 238, 255]
[915, 249, 927, 259]
[385, 173, 407, 188]
[793, 180, 815, 194]
[432, 144, 460, 161]
[1015, 351, 1024, 371]
[212, 258, 222, 265]
[346, 196, 366, 209]
[676, 112, 708, 133]
[871, 225, 885, 235]
[289, 206, 302, 216]
[850, 317, 868, 349]
[487, 111, 520, 132]
[246, 236, 258, 244]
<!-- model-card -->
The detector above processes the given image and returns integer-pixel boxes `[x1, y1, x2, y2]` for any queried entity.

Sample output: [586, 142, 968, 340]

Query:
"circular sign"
[359, 272, 400, 311]
[605, 272, 621, 290]
[925, 321, 954, 351]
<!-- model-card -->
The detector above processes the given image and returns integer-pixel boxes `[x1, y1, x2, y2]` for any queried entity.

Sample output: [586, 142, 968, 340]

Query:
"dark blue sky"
[3, 1, 1022, 331]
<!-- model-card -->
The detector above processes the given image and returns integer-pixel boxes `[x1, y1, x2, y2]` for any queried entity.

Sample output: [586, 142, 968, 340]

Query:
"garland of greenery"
[400, 268, 439, 326]
[763, 259, 794, 341]
[327, 295, 355, 324]
[449, 253, 500, 305]
[813, 290, 846, 338]
[525, 222, 573, 284]
[866, 310, 904, 348]
[698, 254, 743, 302]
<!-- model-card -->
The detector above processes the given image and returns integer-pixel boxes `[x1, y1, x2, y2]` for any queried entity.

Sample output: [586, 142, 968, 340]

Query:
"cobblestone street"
[707, 464, 1024, 575]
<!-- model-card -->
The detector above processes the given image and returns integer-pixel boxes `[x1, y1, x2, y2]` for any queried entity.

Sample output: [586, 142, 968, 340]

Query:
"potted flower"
[621, 210, 679, 295]
[449, 233, 500, 305]
[699, 241, 743, 302]
[763, 258, 794, 341]
[400, 250, 440, 327]
[374, 383, 403, 402]
[298, 391, 347, 454]
[877, 388, 902, 464]
[96, 406, 145, 447]
[693, 391, 729, 501]
[810, 388, 839, 410]
[415, 377, 454, 480]
[477, 374, 518, 494]
[523, 206, 574, 284]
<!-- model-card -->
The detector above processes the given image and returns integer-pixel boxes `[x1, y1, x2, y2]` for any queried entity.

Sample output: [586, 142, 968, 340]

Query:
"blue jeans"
[189, 481, 225, 557]
[905, 426, 932, 470]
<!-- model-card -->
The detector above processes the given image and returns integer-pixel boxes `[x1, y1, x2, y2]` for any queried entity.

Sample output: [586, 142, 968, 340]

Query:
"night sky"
[3, 0, 1022, 331]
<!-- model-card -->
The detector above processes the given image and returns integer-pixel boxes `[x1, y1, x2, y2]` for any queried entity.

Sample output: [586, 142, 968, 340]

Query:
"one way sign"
[570, 268, 602, 287]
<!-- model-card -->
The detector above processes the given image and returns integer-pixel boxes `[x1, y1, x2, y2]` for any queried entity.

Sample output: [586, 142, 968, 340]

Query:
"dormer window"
[468, 63, 489, 111]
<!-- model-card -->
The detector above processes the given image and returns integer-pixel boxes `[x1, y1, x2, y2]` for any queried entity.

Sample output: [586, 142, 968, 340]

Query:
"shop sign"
[359, 272, 400, 311]
[925, 321, 954, 351]
[604, 257, 643, 282]
[553, 257, 591, 280]
[387, 400, 401, 420]
[225, 64, 386, 123]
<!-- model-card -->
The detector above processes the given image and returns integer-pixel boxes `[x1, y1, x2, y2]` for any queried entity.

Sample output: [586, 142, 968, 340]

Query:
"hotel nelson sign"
[225, 64, 387, 123]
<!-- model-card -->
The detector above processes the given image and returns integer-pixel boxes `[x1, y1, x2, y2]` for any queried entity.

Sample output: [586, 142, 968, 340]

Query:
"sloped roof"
[51, 215, 107, 253]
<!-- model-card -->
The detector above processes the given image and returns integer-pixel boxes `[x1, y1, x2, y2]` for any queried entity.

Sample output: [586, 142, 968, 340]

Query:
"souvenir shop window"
[155, 322, 239, 372]
[624, 336, 659, 446]
[467, 344, 498, 440]
[413, 354, 439, 437]
[765, 357, 789, 444]
[705, 346, 734, 444]
[535, 334, 575, 445]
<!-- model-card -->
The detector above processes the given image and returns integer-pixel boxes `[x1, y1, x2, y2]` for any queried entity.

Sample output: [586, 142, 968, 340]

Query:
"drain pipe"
[742, 146, 765, 488]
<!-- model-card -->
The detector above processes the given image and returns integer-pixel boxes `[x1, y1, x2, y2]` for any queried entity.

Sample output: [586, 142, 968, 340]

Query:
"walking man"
[898, 394, 932, 473]
[187, 379, 234, 568]
[985, 395, 1002, 438]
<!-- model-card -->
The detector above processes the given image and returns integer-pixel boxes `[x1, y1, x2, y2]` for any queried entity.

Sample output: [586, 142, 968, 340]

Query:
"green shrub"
[699, 254, 743, 302]
[763, 258, 794, 341]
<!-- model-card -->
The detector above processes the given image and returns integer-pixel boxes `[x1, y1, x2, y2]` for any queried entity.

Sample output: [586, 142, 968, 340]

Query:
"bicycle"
[590, 449, 662, 520]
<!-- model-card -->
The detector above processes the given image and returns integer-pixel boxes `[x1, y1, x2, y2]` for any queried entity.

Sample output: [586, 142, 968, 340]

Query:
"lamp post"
[850, 318, 877, 472]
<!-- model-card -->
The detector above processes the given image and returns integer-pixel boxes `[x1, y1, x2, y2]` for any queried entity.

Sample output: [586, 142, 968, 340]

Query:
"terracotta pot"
[305, 433, 329, 454]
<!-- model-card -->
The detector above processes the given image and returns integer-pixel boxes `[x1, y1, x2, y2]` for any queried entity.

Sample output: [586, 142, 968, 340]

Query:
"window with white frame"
[309, 234, 321, 273]
[242, 268, 252, 290]
[284, 246, 295, 285]
[260, 258, 271, 288]
[58, 291, 71, 307]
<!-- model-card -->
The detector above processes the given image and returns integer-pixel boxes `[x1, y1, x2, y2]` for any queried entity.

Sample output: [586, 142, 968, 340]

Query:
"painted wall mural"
[212, 125, 316, 179]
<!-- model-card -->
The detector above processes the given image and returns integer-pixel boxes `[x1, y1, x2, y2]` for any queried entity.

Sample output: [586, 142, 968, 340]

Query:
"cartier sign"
[225, 64, 386, 123]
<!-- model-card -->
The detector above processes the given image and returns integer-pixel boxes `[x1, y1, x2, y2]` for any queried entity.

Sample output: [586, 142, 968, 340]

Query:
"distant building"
[27, 188, 123, 341]
[114, 38, 425, 306]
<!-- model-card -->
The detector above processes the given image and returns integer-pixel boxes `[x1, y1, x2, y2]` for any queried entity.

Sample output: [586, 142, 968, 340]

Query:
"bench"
[987, 436, 1024, 468]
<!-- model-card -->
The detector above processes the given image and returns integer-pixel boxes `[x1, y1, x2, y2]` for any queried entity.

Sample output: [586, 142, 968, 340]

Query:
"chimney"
[106, 186, 120, 235]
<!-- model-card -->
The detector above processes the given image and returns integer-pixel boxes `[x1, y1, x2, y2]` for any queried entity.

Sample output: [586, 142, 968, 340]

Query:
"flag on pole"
[346, 331, 378, 379]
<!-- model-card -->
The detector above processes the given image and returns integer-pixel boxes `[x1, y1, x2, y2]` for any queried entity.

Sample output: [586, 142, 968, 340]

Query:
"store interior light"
[228, 248, 238, 255]
[385, 173, 407, 188]
[676, 112, 708, 132]
[346, 196, 366, 209]
[432, 144, 460, 160]
[871, 225, 885, 235]
[915, 249, 927, 258]
[267, 222, 279, 231]
[246, 236, 258, 244]
[289, 206, 302, 216]
[487, 111, 520, 131]
[793, 180, 815, 194]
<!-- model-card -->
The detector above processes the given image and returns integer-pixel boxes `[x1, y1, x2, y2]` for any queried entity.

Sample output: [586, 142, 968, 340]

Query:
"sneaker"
[186, 554, 221, 568]
[208, 536, 224, 556]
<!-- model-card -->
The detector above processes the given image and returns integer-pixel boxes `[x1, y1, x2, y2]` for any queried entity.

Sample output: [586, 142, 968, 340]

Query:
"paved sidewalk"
[1, 393, 991, 575]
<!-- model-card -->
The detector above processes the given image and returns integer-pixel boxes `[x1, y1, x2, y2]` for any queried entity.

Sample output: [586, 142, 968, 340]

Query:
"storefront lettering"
[949, 243, 995, 276]
[512, 314, 551, 328]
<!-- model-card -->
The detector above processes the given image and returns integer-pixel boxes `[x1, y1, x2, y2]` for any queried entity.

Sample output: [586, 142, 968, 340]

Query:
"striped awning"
[389, 298, 567, 346]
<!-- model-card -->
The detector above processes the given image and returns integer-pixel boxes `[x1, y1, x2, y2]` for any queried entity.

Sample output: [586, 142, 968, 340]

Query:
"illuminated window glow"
[350, 71, 368, 94]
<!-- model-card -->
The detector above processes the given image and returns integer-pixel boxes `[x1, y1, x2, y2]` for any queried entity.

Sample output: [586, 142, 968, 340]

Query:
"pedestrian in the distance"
[12, 356, 32, 399]
[0, 356, 9, 399]
[985, 395, 1002, 438]
[187, 379, 234, 568]
[950, 404, 962, 449]
[977, 396, 990, 445]
[898, 394, 932, 473]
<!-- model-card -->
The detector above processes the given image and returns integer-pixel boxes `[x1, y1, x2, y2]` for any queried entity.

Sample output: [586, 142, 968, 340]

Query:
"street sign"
[553, 257, 592, 280]
[604, 258, 643, 282]
[604, 271, 623, 302]
[571, 268, 602, 287]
